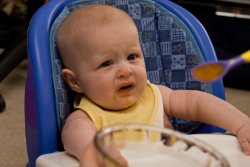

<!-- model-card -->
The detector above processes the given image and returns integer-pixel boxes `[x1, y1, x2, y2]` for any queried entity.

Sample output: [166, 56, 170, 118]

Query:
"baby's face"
[73, 21, 147, 110]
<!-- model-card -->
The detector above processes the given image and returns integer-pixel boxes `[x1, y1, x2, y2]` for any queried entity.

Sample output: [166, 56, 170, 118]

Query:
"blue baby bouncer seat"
[25, 0, 226, 166]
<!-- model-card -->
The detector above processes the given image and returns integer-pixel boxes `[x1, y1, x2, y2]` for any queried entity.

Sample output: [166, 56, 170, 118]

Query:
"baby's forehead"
[58, 4, 135, 44]
[61, 4, 133, 30]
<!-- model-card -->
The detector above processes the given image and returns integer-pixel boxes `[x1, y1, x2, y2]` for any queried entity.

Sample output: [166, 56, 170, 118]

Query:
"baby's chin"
[98, 101, 136, 111]
[95, 92, 142, 111]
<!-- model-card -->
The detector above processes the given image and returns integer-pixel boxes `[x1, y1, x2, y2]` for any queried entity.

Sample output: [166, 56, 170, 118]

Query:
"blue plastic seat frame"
[25, 0, 225, 166]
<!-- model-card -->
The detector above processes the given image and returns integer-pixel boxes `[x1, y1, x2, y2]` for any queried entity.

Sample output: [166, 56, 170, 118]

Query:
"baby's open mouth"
[118, 83, 135, 92]
[120, 84, 133, 90]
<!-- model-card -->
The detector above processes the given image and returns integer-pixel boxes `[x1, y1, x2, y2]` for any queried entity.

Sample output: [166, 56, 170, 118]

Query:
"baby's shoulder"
[155, 84, 172, 95]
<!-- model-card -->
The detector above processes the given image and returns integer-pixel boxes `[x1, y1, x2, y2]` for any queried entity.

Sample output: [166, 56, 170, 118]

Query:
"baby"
[56, 4, 250, 167]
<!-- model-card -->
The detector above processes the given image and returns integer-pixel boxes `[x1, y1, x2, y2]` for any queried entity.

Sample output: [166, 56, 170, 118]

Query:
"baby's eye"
[127, 54, 137, 61]
[100, 60, 113, 68]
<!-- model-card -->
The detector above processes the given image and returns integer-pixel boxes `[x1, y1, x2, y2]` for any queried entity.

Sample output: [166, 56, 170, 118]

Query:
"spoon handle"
[241, 50, 250, 63]
[228, 50, 250, 69]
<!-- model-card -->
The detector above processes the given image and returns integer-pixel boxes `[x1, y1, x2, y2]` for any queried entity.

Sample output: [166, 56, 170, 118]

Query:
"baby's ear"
[62, 69, 82, 93]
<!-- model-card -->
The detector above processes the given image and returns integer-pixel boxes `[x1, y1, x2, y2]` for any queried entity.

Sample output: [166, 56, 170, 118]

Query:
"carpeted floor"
[0, 60, 27, 167]
[0, 60, 250, 167]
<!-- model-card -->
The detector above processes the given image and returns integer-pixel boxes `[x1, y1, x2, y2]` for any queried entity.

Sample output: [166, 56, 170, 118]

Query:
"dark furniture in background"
[173, 0, 250, 90]
[0, 0, 45, 112]
[0, 5, 26, 111]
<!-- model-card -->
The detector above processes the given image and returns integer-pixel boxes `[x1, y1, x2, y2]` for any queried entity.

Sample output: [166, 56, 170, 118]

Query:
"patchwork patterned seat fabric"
[50, 0, 214, 134]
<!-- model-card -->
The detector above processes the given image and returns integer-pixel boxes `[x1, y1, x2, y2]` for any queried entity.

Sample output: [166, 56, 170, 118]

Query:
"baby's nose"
[116, 64, 133, 78]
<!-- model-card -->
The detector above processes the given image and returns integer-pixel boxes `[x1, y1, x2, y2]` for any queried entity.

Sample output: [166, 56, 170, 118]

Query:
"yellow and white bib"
[74, 82, 164, 131]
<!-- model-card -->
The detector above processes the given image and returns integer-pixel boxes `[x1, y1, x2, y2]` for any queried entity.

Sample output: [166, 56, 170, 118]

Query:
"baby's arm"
[62, 110, 101, 167]
[158, 85, 250, 155]
[62, 110, 128, 167]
